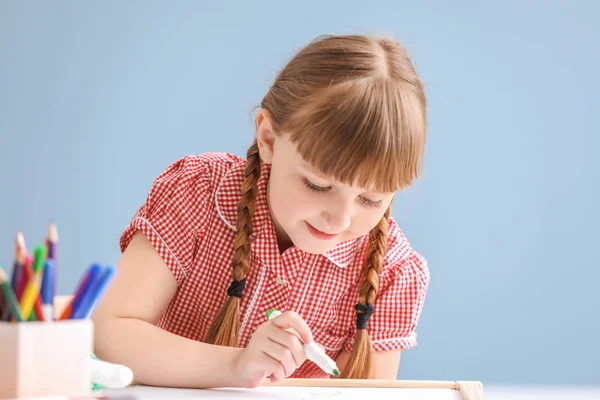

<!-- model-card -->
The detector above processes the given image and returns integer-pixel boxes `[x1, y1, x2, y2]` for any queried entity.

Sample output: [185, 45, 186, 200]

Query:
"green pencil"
[32, 244, 47, 274]
[0, 267, 24, 322]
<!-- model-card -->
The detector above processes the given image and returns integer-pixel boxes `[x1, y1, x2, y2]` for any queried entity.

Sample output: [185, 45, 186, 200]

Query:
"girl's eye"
[359, 196, 383, 208]
[304, 179, 331, 193]
[305, 178, 383, 208]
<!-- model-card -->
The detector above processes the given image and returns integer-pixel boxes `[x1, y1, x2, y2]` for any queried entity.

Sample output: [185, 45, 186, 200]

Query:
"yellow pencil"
[20, 271, 42, 320]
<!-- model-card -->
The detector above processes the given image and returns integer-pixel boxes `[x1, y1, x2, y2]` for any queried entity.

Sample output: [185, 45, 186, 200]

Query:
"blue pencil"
[70, 265, 116, 319]
[70, 263, 103, 316]
[40, 259, 55, 321]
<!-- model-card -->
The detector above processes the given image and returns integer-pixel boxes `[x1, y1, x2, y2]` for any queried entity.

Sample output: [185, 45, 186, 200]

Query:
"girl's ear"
[255, 109, 276, 164]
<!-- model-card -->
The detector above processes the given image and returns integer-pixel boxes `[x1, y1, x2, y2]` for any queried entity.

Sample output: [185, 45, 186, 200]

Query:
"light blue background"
[1, 0, 598, 386]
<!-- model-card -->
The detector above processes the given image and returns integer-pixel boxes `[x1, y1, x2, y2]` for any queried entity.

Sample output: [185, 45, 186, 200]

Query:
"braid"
[205, 141, 261, 347]
[341, 206, 391, 379]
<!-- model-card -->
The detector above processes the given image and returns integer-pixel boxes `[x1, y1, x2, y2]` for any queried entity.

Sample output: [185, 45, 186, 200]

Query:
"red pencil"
[16, 255, 31, 301]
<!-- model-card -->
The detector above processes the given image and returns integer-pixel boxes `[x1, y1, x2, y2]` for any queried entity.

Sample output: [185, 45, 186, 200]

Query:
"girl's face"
[257, 115, 395, 254]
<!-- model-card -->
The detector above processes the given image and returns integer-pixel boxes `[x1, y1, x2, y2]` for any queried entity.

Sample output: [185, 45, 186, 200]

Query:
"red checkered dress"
[120, 152, 430, 378]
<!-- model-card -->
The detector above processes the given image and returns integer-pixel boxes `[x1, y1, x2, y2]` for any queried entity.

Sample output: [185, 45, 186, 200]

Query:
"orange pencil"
[58, 301, 73, 320]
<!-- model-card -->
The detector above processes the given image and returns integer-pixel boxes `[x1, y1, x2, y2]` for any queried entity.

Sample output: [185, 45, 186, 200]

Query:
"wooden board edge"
[263, 379, 463, 389]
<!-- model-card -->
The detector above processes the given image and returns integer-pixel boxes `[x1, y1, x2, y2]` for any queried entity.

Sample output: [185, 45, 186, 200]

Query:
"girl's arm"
[91, 231, 242, 388]
[335, 350, 402, 379]
[92, 231, 314, 388]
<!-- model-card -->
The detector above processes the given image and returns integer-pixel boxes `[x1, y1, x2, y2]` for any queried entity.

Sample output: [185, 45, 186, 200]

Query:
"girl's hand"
[233, 311, 314, 388]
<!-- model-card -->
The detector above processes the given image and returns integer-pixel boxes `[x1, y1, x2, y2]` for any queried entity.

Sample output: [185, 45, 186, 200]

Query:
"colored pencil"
[58, 274, 90, 320]
[59, 264, 99, 320]
[16, 255, 32, 300]
[41, 259, 55, 321]
[3, 222, 117, 325]
[14, 233, 28, 300]
[32, 244, 47, 274]
[82, 265, 116, 318]
[21, 244, 47, 321]
[19, 255, 46, 321]
[0, 267, 24, 322]
[2, 233, 25, 321]
[46, 220, 58, 260]
[46, 220, 59, 303]
[0, 282, 6, 321]
[11, 232, 26, 292]
[71, 265, 116, 319]
[20, 267, 43, 321]
[21, 264, 44, 321]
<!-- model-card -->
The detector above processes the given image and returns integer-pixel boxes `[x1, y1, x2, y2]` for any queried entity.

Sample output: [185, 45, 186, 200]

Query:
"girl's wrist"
[220, 345, 247, 388]
[190, 342, 245, 388]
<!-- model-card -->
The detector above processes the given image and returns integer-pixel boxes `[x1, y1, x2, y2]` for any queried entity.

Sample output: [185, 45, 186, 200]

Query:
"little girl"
[92, 33, 430, 389]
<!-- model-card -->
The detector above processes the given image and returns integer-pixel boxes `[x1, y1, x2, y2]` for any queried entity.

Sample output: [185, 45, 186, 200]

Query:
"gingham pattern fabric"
[120, 152, 430, 378]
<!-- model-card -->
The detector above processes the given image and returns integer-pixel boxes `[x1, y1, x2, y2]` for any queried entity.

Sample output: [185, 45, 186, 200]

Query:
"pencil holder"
[0, 319, 93, 399]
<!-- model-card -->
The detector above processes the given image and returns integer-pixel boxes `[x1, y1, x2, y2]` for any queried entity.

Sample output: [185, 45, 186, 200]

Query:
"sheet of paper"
[104, 385, 464, 400]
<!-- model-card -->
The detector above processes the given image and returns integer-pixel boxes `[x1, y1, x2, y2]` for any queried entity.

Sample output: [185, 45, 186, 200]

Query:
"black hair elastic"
[227, 279, 246, 298]
[355, 303, 375, 330]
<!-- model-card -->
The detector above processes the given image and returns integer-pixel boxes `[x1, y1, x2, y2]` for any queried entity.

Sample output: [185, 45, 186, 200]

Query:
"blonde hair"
[206, 34, 427, 378]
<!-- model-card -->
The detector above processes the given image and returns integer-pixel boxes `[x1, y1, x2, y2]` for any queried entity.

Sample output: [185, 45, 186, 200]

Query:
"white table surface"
[483, 385, 600, 400]
[100, 384, 600, 400]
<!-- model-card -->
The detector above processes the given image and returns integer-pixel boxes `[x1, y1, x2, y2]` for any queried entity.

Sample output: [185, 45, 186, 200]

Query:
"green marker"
[267, 308, 340, 377]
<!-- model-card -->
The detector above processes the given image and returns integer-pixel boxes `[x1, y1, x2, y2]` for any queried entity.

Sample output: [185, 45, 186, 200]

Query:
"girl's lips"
[305, 222, 338, 240]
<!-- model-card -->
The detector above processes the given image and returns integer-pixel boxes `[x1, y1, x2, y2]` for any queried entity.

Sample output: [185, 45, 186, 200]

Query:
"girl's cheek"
[288, 192, 315, 219]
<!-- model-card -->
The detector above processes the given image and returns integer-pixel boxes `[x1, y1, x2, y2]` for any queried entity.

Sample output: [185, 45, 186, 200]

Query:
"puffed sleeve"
[343, 227, 430, 352]
[119, 155, 213, 286]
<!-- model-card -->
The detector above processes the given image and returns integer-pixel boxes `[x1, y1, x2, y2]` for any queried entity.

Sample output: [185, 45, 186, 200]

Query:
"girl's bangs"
[286, 78, 426, 193]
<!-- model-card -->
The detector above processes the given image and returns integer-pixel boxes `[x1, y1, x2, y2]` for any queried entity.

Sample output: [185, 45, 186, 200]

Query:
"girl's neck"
[274, 224, 294, 254]
[266, 174, 294, 254]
